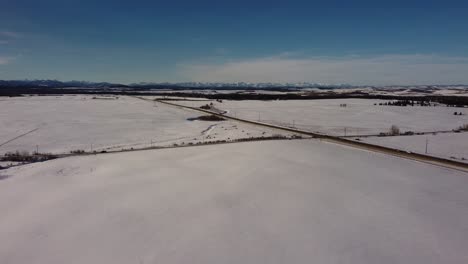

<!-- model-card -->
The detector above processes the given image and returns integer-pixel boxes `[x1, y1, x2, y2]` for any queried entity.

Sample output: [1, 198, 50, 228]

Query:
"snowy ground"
[174, 99, 468, 136]
[1, 140, 467, 264]
[0, 95, 292, 155]
[361, 132, 468, 163]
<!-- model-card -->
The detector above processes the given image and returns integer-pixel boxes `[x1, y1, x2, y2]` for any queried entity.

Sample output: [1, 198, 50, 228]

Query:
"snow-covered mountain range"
[1, 79, 468, 91]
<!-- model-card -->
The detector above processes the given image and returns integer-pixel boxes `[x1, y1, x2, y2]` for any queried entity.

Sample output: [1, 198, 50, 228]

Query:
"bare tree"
[389, 125, 400, 136]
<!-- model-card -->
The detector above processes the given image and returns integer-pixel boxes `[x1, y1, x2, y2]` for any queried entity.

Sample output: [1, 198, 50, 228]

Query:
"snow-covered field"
[2, 95, 468, 263]
[176, 99, 468, 136]
[1, 140, 467, 264]
[362, 132, 468, 163]
[0, 96, 291, 155]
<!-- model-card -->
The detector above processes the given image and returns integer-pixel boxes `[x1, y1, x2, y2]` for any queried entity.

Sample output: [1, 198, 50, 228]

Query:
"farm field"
[174, 99, 468, 136]
[0, 96, 293, 155]
[1, 140, 467, 264]
[361, 132, 468, 163]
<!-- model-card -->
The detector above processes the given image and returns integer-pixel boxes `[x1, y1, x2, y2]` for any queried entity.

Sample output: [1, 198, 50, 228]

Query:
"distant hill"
[2, 79, 468, 91]
[0, 80, 127, 89]
[0, 80, 359, 90]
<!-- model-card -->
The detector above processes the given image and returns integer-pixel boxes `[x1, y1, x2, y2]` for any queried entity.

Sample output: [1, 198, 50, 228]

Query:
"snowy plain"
[0, 95, 292, 155]
[175, 99, 468, 136]
[1, 140, 468, 264]
[362, 132, 468, 163]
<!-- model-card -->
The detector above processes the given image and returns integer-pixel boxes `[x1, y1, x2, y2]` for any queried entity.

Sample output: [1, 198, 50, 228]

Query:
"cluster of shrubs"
[196, 115, 226, 121]
[375, 100, 432, 107]
[70, 149, 109, 154]
[91, 96, 118, 100]
[171, 134, 302, 148]
[378, 125, 413, 136]
[200, 103, 213, 110]
[453, 112, 464, 115]
[70, 149, 85, 154]
[377, 123, 468, 136]
[232, 135, 289, 142]
[172, 140, 228, 147]
[2, 151, 57, 162]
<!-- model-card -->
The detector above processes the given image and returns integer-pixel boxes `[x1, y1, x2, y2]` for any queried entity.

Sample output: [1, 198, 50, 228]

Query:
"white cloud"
[178, 54, 468, 85]
[0, 31, 22, 46]
[0, 31, 21, 38]
[0, 56, 13, 65]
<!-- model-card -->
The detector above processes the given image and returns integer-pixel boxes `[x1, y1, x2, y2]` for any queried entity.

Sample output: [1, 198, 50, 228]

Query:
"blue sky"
[1, 0, 468, 85]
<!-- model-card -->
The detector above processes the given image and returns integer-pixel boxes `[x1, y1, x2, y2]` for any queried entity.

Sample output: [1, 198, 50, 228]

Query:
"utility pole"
[425, 137, 429, 154]
[36, 145, 39, 154]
